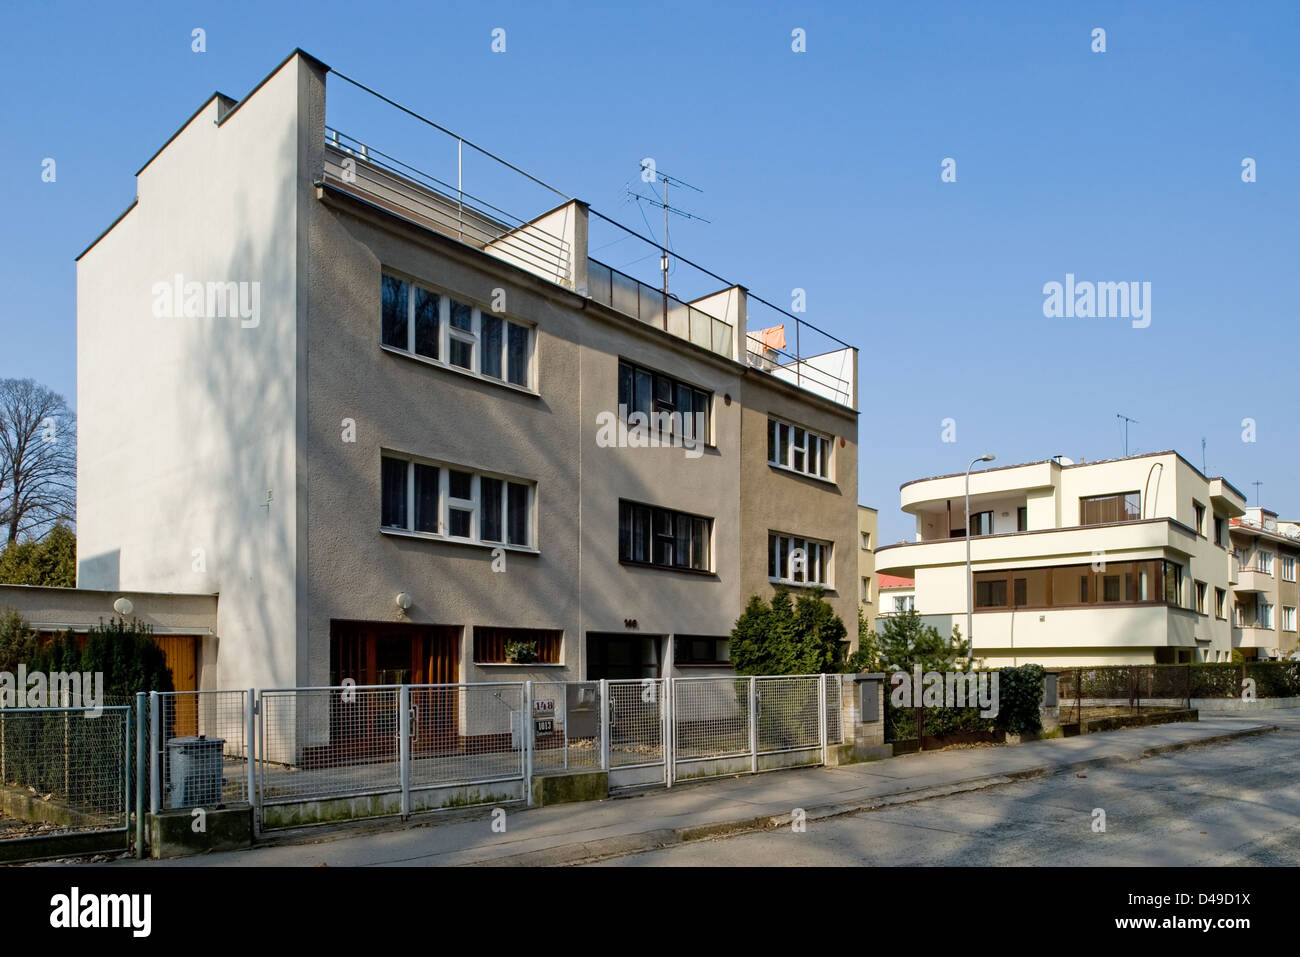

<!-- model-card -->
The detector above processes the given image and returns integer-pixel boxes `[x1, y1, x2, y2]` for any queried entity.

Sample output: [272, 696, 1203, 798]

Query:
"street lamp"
[966, 453, 996, 668]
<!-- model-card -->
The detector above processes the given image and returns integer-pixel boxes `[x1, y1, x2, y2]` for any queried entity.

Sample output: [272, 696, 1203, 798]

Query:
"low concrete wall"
[530, 770, 607, 806]
[260, 780, 524, 830]
[1192, 696, 1300, 712]
[149, 805, 251, 859]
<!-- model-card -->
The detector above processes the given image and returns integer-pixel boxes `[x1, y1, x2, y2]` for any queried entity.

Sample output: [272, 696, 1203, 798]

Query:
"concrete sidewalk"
[121, 713, 1278, 867]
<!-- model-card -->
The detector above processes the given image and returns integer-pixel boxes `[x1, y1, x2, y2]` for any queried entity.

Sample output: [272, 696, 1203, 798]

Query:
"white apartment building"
[875, 451, 1247, 667]
[1228, 507, 1300, 660]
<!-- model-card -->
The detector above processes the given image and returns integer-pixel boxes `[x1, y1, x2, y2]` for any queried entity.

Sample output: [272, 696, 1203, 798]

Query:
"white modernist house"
[875, 451, 1247, 667]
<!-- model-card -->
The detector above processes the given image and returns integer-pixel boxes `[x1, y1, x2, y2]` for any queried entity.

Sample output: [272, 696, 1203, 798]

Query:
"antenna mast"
[630, 163, 708, 329]
[1116, 413, 1139, 457]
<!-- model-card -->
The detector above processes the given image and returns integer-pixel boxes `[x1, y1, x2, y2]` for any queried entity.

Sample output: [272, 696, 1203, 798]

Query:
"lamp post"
[966, 453, 996, 668]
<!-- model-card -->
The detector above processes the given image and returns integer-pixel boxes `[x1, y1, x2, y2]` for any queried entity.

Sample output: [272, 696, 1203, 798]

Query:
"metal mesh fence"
[156, 691, 248, 808]
[674, 677, 751, 760]
[608, 679, 664, 768]
[755, 676, 822, 754]
[826, 676, 843, 744]
[408, 684, 524, 789]
[1056, 665, 1192, 724]
[0, 707, 129, 838]
[531, 681, 601, 773]
[258, 687, 401, 804]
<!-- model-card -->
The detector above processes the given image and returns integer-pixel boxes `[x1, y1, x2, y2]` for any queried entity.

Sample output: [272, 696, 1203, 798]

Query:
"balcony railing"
[585, 258, 733, 357]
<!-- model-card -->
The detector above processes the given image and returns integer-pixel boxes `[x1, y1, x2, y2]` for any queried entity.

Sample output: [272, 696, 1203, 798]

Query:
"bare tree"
[0, 378, 76, 545]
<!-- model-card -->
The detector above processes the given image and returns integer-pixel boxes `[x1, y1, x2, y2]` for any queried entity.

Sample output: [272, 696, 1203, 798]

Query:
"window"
[674, 636, 731, 666]
[381, 454, 534, 547]
[861, 577, 871, 603]
[1214, 516, 1227, 547]
[1285, 607, 1297, 632]
[619, 501, 711, 572]
[768, 532, 831, 586]
[381, 273, 534, 388]
[1285, 556, 1297, 582]
[1260, 601, 1274, 629]
[893, 595, 914, 613]
[1163, 561, 1183, 607]
[1017, 507, 1028, 532]
[1260, 551, 1274, 575]
[860, 532, 870, 549]
[767, 417, 831, 479]
[1215, 588, 1227, 619]
[968, 511, 994, 536]
[1013, 577, 1028, 607]
[976, 579, 1007, 608]
[1193, 501, 1206, 535]
[1195, 581, 1208, 615]
[473, 627, 562, 664]
[618, 359, 711, 444]
[1080, 492, 1141, 526]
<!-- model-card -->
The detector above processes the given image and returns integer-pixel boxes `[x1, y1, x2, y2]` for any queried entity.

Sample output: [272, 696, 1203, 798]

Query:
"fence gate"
[607, 678, 667, 789]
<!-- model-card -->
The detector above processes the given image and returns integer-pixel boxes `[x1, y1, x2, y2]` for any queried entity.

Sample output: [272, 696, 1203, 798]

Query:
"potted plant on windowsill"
[504, 639, 538, 665]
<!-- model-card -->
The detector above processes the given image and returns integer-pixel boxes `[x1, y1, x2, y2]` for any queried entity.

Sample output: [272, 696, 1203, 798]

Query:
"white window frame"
[894, 595, 914, 613]
[382, 273, 536, 390]
[1260, 601, 1274, 629]
[1283, 556, 1297, 582]
[1260, 551, 1274, 575]
[767, 416, 832, 481]
[768, 532, 832, 587]
[381, 452, 536, 550]
[861, 576, 871, 603]
[1285, 606, 1297, 632]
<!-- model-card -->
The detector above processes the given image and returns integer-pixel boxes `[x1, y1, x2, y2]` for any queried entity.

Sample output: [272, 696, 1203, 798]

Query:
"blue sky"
[2, 0, 1296, 544]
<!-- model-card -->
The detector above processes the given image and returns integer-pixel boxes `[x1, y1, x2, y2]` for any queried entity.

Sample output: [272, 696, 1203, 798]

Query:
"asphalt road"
[591, 713, 1300, 866]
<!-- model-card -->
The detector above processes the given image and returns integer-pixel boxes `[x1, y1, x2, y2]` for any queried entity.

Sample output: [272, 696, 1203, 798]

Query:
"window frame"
[1285, 607, 1297, 633]
[766, 415, 833, 481]
[768, 531, 832, 588]
[380, 452, 537, 551]
[1283, 556, 1297, 583]
[617, 358, 712, 446]
[381, 272, 536, 391]
[1079, 491, 1142, 526]
[618, 500, 713, 573]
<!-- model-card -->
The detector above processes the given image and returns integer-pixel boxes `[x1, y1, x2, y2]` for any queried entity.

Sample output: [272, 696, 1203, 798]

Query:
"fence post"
[123, 706, 132, 851]
[561, 681, 569, 771]
[819, 674, 829, 766]
[398, 685, 410, 820]
[135, 693, 145, 858]
[663, 678, 674, 788]
[749, 677, 758, 774]
[599, 678, 610, 772]
[148, 691, 160, 814]
[1076, 667, 1081, 724]
[245, 689, 257, 837]
[523, 681, 534, 807]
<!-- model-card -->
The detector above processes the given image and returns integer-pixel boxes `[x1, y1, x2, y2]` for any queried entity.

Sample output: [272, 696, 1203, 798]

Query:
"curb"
[474, 723, 1279, 866]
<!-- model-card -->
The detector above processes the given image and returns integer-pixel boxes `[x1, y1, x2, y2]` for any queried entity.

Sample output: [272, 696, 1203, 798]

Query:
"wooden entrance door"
[157, 635, 199, 737]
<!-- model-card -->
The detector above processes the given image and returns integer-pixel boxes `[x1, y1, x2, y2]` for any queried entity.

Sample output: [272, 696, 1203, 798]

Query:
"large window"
[674, 636, 731, 666]
[619, 501, 711, 572]
[617, 359, 710, 443]
[1284, 556, 1297, 582]
[382, 454, 534, 548]
[972, 559, 1182, 611]
[768, 532, 831, 586]
[767, 417, 831, 479]
[1079, 491, 1141, 526]
[473, 627, 562, 664]
[382, 273, 533, 388]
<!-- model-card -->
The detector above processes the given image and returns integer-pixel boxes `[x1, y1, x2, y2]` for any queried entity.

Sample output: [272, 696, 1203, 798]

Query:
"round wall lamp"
[395, 592, 413, 611]
[113, 597, 134, 616]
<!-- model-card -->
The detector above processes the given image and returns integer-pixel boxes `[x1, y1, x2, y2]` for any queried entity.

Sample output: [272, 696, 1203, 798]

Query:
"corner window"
[381, 454, 534, 548]
[767, 416, 831, 480]
[382, 273, 534, 389]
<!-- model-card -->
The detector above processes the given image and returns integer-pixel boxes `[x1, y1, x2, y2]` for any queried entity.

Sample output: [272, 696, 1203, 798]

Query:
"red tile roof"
[877, 574, 914, 589]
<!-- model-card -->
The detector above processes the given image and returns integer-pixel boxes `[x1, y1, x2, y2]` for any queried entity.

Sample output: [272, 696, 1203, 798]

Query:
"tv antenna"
[1116, 413, 1139, 457]
[1252, 481, 1263, 507]
[1201, 437, 1207, 474]
[628, 162, 708, 329]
